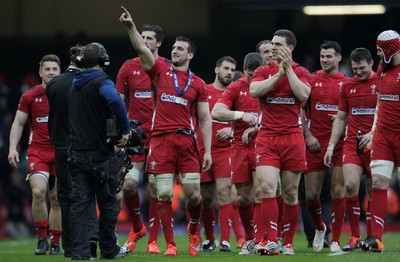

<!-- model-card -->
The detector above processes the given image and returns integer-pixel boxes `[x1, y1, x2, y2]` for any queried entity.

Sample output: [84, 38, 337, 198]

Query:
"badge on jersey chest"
[370, 84, 377, 94]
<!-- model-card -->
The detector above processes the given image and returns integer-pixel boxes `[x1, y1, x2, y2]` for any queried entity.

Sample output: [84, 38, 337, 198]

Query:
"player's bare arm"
[323, 110, 348, 167]
[120, 6, 155, 71]
[8, 110, 29, 167]
[198, 101, 212, 172]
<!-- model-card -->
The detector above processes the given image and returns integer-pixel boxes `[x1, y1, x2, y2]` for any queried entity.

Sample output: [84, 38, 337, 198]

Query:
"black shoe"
[219, 241, 231, 252]
[35, 238, 49, 255]
[201, 239, 216, 252]
[90, 241, 97, 258]
[64, 250, 72, 258]
[49, 243, 61, 255]
[360, 237, 384, 253]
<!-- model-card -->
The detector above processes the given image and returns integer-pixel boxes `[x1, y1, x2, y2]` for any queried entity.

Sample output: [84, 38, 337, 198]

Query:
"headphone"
[74, 42, 110, 68]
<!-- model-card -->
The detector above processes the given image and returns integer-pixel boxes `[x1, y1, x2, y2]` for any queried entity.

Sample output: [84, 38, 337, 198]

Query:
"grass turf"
[0, 232, 399, 261]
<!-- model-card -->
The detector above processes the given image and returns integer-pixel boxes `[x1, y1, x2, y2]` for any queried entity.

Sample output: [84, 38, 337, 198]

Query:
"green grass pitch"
[0, 232, 399, 261]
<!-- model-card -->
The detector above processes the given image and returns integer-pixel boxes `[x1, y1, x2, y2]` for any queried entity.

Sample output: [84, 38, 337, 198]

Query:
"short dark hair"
[232, 70, 244, 81]
[69, 44, 85, 64]
[255, 40, 272, 53]
[39, 54, 61, 68]
[216, 56, 237, 68]
[175, 36, 196, 56]
[142, 24, 165, 43]
[244, 52, 264, 71]
[274, 29, 297, 47]
[83, 42, 108, 68]
[350, 48, 372, 64]
[320, 40, 342, 55]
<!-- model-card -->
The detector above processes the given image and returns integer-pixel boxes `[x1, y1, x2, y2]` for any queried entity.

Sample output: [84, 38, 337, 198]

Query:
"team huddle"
[7, 5, 400, 259]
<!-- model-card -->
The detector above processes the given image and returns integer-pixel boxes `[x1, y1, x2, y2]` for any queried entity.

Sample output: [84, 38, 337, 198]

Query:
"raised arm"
[286, 67, 310, 102]
[119, 6, 154, 71]
[280, 46, 310, 102]
[249, 72, 282, 98]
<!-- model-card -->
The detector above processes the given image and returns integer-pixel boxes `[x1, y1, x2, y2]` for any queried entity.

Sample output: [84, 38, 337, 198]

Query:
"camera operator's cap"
[376, 30, 400, 63]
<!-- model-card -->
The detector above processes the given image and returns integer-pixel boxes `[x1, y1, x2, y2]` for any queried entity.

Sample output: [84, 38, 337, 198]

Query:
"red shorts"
[201, 147, 230, 183]
[231, 144, 256, 184]
[306, 138, 343, 172]
[132, 147, 149, 162]
[255, 132, 307, 171]
[371, 130, 400, 166]
[147, 133, 200, 174]
[26, 147, 56, 176]
[342, 143, 371, 175]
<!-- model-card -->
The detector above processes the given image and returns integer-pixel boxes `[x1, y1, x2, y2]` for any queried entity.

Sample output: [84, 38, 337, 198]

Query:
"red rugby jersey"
[339, 73, 378, 143]
[376, 64, 400, 134]
[251, 61, 311, 136]
[198, 83, 231, 152]
[308, 70, 348, 139]
[218, 77, 260, 147]
[116, 56, 171, 135]
[146, 60, 208, 136]
[18, 84, 53, 149]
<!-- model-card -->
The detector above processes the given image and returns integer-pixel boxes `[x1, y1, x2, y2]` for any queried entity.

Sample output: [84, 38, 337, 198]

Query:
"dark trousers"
[69, 151, 119, 259]
[55, 149, 99, 256]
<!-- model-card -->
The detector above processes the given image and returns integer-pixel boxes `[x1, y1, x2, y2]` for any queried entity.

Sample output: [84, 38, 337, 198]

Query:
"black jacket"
[46, 66, 81, 149]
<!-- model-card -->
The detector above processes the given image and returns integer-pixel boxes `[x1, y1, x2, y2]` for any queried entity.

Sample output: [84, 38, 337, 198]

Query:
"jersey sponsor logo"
[166, 72, 173, 77]
[351, 108, 376, 115]
[338, 81, 343, 87]
[315, 82, 322, 87]
[36, 116, 48, 123]
[132, 70, 141, 75]
[379, 94, 399, 101]
[161, 93, 188, 106]
[350, 89, 356, 94]
[134, 90, 152, 98]
[397, 73, 400, 81]
[35, 98, 42, 103]
[315, 102, 338, 111]
[240, 91, 247, 96]
[266, 96, 295, 104]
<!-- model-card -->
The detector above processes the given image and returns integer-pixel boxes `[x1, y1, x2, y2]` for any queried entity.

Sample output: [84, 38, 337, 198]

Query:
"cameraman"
[68, 42, 129, 260]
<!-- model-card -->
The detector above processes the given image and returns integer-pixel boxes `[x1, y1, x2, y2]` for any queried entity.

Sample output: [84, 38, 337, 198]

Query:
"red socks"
[306, 200, 325, 231]
[370, 188, 387, 241]
[148, 198, 160, 243]
[345, 195, 360, 238]
[331, 197, 345, 244]
[282, 202, 299, 245]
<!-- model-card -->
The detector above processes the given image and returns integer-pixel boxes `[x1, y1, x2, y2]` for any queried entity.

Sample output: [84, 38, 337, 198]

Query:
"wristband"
[233, 111, 245, 120]
[327, 142, 335, 151]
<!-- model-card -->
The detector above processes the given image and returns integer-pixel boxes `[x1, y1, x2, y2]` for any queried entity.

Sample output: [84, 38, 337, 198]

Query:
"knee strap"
[155, 173, 174, 200]
[370, 160, 394, 179]
[125, 167, 140, 182]
[179, 172, 200, 184]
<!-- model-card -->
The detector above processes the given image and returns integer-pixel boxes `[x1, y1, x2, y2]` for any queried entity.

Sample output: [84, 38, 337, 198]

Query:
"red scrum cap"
[376, 30, 400, 63]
